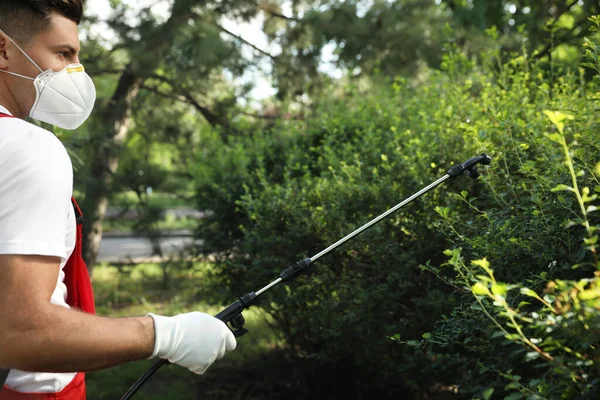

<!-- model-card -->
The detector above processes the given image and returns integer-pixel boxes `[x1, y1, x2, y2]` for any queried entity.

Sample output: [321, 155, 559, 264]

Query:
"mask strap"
[0, 29, 44, 74]
[0, 70, 35, 81]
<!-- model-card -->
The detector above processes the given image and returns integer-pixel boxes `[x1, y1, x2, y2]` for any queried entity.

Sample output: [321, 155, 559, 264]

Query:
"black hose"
[120, 360, 168, 400]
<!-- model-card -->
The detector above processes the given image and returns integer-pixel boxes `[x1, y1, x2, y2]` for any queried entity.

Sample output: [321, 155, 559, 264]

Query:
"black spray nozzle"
[279, 258, 312, 282]
[447, 153, 492, 180]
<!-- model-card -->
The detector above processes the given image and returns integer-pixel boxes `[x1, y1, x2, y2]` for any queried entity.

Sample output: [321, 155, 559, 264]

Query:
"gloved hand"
[147, 312, 237, 375]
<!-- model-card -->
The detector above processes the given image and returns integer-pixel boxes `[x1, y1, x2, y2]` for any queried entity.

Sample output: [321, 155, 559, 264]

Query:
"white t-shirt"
[0, 105, 77, 393]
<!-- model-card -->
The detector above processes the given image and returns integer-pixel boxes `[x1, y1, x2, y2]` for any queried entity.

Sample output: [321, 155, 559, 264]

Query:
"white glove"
[147, 312, 237, 375]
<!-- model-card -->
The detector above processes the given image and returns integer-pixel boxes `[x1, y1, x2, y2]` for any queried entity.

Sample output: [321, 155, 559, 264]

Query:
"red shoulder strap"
[71, 196, 84, 225]
[0, 113, 14, 118]
[63, 197, 95, 315]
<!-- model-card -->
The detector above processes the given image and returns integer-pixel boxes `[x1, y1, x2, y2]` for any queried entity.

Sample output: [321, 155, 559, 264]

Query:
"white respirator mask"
[0, 30, 96, 130]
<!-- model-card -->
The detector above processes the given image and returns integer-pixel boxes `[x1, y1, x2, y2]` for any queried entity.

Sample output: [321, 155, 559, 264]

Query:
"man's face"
[1, 12, 80, 117]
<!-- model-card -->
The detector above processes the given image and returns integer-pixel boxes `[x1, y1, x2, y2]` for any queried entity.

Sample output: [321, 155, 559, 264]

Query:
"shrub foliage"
[193, 17, 600, 399]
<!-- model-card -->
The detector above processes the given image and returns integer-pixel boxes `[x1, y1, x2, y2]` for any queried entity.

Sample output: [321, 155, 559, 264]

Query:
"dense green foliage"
[73, 0, 597, 268]
[192, 18, 600, 398]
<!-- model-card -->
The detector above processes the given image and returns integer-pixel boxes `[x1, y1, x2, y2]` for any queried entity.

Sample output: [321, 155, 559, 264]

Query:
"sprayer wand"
[121, 153, 492, 400]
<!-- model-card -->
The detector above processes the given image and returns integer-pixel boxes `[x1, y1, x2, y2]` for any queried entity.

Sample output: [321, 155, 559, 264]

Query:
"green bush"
[192, 17, 600, 398]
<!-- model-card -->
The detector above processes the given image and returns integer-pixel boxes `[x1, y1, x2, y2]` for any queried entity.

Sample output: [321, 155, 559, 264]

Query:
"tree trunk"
[81, 0, 207, 274]
[83, 71, 142, 273]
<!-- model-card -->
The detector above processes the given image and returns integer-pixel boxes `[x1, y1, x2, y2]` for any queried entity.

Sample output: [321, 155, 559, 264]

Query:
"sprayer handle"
[214, 292, 256, 338]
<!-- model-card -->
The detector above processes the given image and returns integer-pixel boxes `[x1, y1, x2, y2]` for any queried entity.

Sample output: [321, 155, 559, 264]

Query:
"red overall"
[0, 113, 95, 400]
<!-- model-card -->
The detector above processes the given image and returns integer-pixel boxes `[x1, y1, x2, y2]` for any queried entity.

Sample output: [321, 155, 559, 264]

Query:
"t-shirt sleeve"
[0, 131, 73, 261]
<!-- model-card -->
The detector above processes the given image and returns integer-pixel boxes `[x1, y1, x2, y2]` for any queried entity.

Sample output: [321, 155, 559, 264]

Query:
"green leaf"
[472, 258, 494, 277]
[582, 187, 597, 203]
[543, 110, 575, 135]
[528, 379, 541, 388]
[492, 283, 508, 297]
[505, 334, 521, 341]
[579, 288, 600, 300]
[461, 190, 468, 198]
[504, 393, 524, 400]
[472, 258, 490, 268]
[472, 282, 490, 296]
[520, 288, 540, 299]
[545, 133, 563, 143]
[388, 334, 403, 343]
[435, 206, 450, 218]
[551, 184, 573, 192]
[482, 388, 494, 400]
[422, 332, 431, 339]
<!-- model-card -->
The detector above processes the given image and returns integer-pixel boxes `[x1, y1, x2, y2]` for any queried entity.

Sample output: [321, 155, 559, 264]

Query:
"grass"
[87, 262, 287, 400]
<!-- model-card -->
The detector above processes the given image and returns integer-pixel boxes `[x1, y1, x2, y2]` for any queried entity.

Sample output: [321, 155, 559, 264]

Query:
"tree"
[263, 0, 599, 90]
[78, 0, 265, 271]
[443, 0, 600, 58]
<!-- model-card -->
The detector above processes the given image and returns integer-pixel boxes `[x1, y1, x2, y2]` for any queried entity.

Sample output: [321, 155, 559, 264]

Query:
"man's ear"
[0, 33, 10, 69]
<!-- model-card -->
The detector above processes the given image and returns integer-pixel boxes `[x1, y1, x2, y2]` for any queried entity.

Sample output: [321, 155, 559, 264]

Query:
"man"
[0, 1, 236, 398]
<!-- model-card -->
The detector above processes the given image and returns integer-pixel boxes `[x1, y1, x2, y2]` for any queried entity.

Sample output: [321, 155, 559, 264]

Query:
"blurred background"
[60, 1, 600, 399]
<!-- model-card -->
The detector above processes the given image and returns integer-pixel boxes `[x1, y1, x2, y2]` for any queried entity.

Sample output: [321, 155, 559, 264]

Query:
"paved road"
[105, 208, 206, 220]
[98, 207, 206, 263]
[97, 235, 203, 263]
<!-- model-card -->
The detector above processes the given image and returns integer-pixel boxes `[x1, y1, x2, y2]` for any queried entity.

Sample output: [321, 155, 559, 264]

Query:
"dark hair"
[0, 0, 83, 43]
